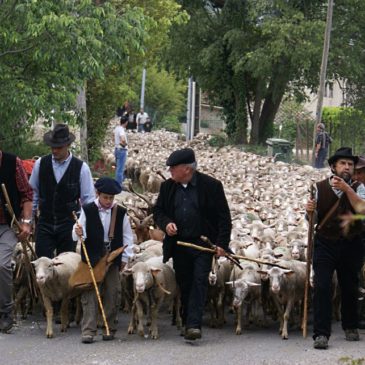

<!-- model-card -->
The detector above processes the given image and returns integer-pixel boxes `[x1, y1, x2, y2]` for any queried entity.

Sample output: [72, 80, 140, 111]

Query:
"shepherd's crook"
[72, 212, 111, 337]
[302, 184, 316, 338]
[1, 183, 39, 299]
[177, 241, 289, 270]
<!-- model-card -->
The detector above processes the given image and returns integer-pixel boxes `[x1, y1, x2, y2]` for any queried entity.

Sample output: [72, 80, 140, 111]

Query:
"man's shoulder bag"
[69, 205, 125, 290]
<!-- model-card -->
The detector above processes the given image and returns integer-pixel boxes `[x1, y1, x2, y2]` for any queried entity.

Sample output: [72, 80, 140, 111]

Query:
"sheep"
[226, 261, 262, 335]
[124, 256, 181, 339]
[31, 252, 81, 338]
[206, 257, 232, 328]
[258, 259, 306, 339]
[12, 242, 36, 319]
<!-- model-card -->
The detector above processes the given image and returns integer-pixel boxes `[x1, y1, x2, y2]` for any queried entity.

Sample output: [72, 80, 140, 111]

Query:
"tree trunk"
[76, 84, 88, 163]
[250, 80, 264, 144]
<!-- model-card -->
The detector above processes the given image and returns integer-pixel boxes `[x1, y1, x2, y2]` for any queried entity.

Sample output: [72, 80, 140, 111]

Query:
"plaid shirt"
[0, 151, 33, 224]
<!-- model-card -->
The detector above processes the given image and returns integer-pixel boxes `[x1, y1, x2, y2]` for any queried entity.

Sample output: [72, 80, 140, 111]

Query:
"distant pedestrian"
[29, 124, 95, 258]
[113, 116, 128, 185]
[136, 108, 149, 133]
[314, 123, 332, 169]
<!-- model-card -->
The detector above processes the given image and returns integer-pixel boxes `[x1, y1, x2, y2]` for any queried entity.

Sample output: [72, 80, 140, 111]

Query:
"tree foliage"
[0, 0, 145, 146]
[322, 106, 365, 154]
[167, 0, 330, 144]
[86, 0, 187, 160]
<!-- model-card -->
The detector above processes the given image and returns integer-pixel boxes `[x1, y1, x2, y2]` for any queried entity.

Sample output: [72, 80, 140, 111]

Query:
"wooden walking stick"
[302, 184, 316, 338]
[72, 212, 111, 337]
[1, 183, 39, 299]
[177, 241, 290, 270]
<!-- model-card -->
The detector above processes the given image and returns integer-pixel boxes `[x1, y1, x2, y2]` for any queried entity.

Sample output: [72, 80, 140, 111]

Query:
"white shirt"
[136, 112, 149, 125]
[114, 125, 128, 148]
[72, 198, 134, 263]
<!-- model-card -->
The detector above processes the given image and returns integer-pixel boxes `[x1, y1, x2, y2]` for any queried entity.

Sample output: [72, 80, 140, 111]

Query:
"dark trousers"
[173, 245, 212, 329]
[314, 148, 328, 169]
[313, 234, 363, 339]
[35, 216, 76, 258]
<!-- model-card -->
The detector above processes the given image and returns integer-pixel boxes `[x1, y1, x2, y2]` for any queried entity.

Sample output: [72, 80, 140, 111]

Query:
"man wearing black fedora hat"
[153, 148, 231, 341]
[30, 124, 95, 258]
[306, 147, 365, 349]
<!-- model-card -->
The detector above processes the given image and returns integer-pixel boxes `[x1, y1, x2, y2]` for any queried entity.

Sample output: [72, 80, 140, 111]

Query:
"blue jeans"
[115, 147, 127, 184]
[137, 124, 145, 133]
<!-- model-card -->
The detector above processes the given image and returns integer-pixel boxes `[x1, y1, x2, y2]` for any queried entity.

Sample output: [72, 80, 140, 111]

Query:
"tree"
[168, 0, 327, 144]
[86, 0, 187, 161]
[0, 0, 146, 145]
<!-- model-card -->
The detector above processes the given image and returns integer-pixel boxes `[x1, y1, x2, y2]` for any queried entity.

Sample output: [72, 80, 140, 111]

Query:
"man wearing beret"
[30, 124, 95, 258]
[73, 177, 134, 343]
[306, 147, 365, 349]
[153, 148, 232, 341]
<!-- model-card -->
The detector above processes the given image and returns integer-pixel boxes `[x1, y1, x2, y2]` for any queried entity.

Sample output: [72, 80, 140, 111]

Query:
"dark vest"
[0, 152, 21, 224]
[83, 203, 126, 267]
[39, 154, 82, 221]
[316, 179, 363, 240]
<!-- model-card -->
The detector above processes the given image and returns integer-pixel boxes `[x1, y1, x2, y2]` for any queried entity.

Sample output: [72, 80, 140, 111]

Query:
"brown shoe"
[184, 328, 202, 341]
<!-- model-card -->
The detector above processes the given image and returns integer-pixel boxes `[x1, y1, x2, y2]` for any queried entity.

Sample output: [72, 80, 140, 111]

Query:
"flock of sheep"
[14, 126, 353, 342]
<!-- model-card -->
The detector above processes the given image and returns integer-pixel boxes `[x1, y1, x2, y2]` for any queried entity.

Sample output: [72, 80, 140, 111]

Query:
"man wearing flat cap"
[73, 177, 134, 343]
[306, 147, 365, 349]
[153, 148, 232, 341]
[30, 123, 95, 258]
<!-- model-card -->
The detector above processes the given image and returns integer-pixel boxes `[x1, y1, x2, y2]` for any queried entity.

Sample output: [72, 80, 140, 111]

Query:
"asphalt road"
[1, 308, 364, 365]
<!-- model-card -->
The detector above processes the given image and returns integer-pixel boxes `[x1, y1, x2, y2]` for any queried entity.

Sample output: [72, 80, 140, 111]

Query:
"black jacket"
[153, 171, 231, 262]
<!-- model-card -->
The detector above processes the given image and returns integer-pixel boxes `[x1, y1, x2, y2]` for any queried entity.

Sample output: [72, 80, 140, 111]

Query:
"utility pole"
[313, 0, 334, 163]
[140, 67, 146, 109]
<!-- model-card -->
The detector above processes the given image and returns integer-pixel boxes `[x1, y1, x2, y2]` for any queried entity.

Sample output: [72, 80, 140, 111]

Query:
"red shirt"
[0, 151, 33, 224]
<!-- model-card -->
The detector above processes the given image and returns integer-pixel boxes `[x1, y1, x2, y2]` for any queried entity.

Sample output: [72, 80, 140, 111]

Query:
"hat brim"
[328, 155, 359, 165]
[43, 131, 76, 147]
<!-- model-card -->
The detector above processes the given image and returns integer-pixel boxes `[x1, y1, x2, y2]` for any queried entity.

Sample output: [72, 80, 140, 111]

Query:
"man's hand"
[75, 223, 83, 237]
[306, 198, 316, 213]
[17, 223, 31, 241]
[120, 262, 127, 272]
[331, 176, 350, 193]
[166, 222, 178, 236]
[215, 246, 226, 257]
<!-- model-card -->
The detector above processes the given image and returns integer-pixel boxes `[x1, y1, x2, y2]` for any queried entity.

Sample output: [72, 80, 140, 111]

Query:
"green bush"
[2, 140, 49, 160]
[156, 116, 182, 133]
[207, 132, 228, 148]
[242, 144, 268, 156]
[200, 120, 210, 128]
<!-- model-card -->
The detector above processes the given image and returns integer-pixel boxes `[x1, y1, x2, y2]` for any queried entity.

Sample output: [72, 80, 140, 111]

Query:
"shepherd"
[72, 177, 134, 343]
[0, 149, 33, 333]
[153, 148, 232, 341]
[306, 147, 365, 349]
